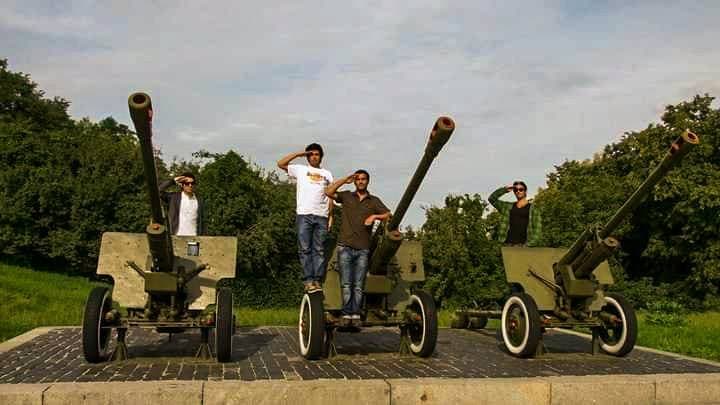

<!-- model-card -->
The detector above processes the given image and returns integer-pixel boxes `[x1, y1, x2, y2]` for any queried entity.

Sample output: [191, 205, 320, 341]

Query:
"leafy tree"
[421, 194, 506, 308]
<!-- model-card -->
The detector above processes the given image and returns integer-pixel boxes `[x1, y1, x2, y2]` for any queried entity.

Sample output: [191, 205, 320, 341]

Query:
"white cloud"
[3, 1, 720, 225]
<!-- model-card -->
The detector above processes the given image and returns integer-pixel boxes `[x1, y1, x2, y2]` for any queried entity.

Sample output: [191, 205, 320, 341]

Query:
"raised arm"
[277, 151, 309, 172]
[488, 185, 513, 213]
[325, 174, 355, 201]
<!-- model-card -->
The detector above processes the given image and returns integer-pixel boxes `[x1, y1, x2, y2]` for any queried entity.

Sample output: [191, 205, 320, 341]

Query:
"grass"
[637, 311, 720, 362]
[2, 262, 719, 362]
[0, 262, 106, 342]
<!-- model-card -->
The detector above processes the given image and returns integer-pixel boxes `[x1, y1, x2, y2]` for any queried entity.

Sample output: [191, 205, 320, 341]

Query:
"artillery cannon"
[298, 117, 455, 359]
[494, 130, 699, 357]
[81, 92, 238, 363]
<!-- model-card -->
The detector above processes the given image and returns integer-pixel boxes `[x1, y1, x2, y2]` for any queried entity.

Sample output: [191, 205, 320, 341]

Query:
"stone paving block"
[43, 381, 203, 405]
[655, 373, 720, 404]
[204, 380, 390, 405]
[549, 375, 655, 405]
[0, 383, 50, 405]
[389, 377, 550, 405]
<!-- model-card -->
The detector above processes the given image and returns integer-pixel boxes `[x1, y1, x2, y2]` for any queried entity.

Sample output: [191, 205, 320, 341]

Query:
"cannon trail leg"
[111, 328, 128, 361]
[195, 328, 212, 360]
[323, 327, 338, 358]
[591, 328, 600, 355]
[398, 325, 411, 355]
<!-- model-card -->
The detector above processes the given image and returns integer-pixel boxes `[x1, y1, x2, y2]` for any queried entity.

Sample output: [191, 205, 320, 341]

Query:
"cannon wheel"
[215, 288, 233, 362]
[404, 290, 438, 357]
[598, 293, 637, 357]
[468, 316, 488, 329]
[298, 292, 325, 359]
[82, 286, 113, 363]
[450, 312, 469, 329]
[501, 293, 541, 358]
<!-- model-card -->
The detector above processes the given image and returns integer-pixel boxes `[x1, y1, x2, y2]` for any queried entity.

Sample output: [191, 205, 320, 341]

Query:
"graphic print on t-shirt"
[307, 171, 329, 184]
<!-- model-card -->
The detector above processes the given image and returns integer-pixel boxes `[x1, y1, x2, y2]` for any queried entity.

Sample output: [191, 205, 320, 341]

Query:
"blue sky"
[3, 1, 719, 226]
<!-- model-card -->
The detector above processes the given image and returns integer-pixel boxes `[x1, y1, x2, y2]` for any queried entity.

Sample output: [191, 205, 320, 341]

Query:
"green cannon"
[81, 92, 238, 363]
[495, 130, 699, 357]
[298, 117, 455, 359]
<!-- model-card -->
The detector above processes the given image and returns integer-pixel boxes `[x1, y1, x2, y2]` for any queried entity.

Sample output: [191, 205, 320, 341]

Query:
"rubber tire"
[501, 293, 542, 358]
[599, 293, 638, 357]
[82, 286, 112, 363]
[468, 316, 488, 329]
[450, 312, 469, 329]
[298, 292, 325, 360]
[405, 290, 438, 358]
[215, 288, 234, 362]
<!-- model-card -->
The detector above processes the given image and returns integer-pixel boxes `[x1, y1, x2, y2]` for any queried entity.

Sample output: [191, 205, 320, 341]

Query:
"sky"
[3, 1, 720, 226]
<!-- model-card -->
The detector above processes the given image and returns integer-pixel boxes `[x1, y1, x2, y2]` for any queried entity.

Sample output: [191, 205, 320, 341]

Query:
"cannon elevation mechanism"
[82, 92, 238, 363]
[298, 117, 455, 359]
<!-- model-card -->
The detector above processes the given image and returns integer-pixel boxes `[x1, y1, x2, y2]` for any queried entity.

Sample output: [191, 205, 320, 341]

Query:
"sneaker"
[351, 314, 361, 320]
[304, 282, 315, 292]
[312, 281, 323, 292]
[341, 314, 352, 320]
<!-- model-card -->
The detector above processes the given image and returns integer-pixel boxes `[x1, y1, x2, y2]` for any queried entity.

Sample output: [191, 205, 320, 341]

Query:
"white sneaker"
[351, 314, 361, 320]
[341, 314, 352, 320]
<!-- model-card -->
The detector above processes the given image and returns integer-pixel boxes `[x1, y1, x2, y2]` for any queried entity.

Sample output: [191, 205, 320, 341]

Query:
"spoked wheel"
[298, 292, 325, 359]
[450, 312, 469, 329]
[597, 293, 637, 357]
[501, 293, 542, 358]
[82, 286, 113, 363]
[468, 316, 488, 329]
[403, 290, 438, 357]
[215, 288, 234, 362]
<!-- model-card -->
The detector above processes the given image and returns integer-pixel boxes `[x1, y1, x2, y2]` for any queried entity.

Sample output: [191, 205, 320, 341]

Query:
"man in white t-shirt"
[278, 143, 333, 292]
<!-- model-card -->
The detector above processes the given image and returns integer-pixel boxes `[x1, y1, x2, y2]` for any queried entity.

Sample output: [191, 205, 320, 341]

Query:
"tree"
[421, 194, 506, 308]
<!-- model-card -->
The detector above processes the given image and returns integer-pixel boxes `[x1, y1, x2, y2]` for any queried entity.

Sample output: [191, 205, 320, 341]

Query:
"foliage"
[643, 299, 688, 327]
[421, 194, 506, 308]
[0, 60, 151, 273]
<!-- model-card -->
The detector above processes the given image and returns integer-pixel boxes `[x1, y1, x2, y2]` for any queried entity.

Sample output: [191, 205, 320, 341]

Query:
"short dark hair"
[305, 143, 324, 158]
[181, 172, 197, 184]
[513, 180, 527, 190]
[354, 169, 370, 181]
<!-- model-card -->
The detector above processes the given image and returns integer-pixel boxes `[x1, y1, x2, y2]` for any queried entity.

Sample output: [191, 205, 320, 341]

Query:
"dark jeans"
[337, 245, 369, 315]
[296, 214, 328, 283]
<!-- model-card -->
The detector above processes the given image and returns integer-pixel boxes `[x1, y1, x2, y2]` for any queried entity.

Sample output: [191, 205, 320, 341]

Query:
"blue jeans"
[337, 245, 369, 315]
[296, 214, 328, 283]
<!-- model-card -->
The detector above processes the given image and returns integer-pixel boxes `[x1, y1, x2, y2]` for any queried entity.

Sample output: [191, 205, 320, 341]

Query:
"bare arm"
[324, 174, 354, 200]
[277, 151, 308, 172]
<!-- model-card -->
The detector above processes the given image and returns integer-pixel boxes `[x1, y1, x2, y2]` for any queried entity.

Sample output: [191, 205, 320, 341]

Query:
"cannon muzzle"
[368, 117, 455, 274]
[128, 92, 174, 272]
[557, 130, 700, 279]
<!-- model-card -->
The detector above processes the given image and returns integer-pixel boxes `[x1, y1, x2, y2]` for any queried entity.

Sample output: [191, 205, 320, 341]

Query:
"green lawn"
[0, 262, 106, 342]
[2, 262, 719, 362]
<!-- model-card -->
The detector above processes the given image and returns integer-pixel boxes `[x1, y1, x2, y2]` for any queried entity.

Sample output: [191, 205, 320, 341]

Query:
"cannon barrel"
[558, 130, 700, 276]
[368, 117, 455, 274]
[128, 92, 174, 272]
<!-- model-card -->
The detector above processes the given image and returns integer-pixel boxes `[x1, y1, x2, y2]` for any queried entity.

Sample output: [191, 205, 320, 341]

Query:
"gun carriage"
[298, 117, 455, 359]
[81, 93, 238, 363]
[454, 130, 699, 358]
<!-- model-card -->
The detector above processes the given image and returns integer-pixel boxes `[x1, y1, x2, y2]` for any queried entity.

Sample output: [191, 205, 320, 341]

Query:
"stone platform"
[1, 326, 719, 384]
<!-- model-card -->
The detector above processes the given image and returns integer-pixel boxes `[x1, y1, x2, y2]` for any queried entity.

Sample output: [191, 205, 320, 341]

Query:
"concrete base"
[2, 374, 720, 405]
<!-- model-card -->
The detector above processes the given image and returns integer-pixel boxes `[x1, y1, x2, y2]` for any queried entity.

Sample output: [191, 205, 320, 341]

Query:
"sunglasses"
[182, 182, 195, 186]
[513, 187, 526, 192]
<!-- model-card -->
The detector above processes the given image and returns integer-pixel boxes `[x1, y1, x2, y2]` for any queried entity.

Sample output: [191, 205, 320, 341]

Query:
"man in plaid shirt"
[488, 181, 542, 247]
